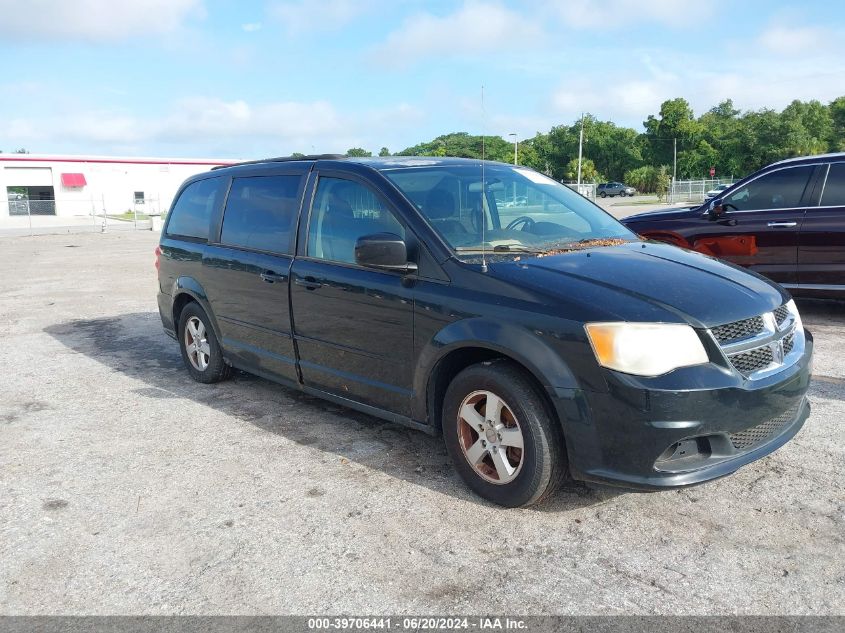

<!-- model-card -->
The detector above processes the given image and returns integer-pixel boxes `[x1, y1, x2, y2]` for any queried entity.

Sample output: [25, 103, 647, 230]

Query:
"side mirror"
[355, 233, 417, 273]
[706, 198, 725, 220]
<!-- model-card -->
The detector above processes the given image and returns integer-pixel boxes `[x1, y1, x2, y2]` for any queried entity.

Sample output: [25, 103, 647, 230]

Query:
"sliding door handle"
[767, 221, 797, 228]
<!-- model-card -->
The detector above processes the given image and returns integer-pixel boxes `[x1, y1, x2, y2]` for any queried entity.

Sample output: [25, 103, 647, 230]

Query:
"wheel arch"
[415, 318, 580, 435]
[170, 276, 222, 340]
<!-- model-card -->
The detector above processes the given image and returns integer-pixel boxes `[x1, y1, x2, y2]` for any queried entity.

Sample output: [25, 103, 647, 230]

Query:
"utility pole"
[673, 137, 677, 182]
[577, 113, 585, 186]
[508, 133, 517, 165]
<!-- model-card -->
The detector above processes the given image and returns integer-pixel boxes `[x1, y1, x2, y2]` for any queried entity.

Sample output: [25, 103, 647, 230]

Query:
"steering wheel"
[506, 216, 536, 232]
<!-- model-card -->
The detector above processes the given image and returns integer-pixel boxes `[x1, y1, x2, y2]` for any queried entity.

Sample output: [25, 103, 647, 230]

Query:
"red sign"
[709, 167, 716, 177]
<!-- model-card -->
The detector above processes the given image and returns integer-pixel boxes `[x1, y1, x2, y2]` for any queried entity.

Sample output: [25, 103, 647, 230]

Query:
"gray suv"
[598, 182, 636, 197]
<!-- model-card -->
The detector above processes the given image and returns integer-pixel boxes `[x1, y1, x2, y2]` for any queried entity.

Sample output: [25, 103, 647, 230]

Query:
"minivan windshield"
[381, 162, 635, 255]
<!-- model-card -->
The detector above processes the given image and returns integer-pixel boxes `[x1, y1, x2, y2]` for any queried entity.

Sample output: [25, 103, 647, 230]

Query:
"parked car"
[597, 182, 636, 197]
[622, 152, 845, 300]
[157, 155, 812, 507]
[704, 183, 731, 201]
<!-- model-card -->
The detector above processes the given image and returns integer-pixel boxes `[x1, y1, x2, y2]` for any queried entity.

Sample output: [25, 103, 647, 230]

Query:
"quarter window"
[166, 177, 226, 240]
[723, 166, 814, 211]
[220, 175, 301, 254]
[307, 177, 405, 264]
[820, 163, 845, 207]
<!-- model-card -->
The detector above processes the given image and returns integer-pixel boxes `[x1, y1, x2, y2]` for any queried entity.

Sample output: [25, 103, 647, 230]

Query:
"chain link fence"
[3, 195, 163, 235]
[564, 182, 596, 200]
[669, 178, 736, 203]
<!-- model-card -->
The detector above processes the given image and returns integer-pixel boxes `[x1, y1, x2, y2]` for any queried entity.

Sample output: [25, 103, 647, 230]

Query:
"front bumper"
[553, 330, 813, 490]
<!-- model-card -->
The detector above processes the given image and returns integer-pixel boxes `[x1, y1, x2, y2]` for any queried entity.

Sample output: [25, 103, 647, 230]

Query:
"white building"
[0, 154, 235, 218]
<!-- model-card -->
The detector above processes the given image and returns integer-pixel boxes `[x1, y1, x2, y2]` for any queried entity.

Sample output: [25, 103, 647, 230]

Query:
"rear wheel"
[599, 191, 607, 198]
[442, 361, 567, 507]
[178, 302, 231, 383]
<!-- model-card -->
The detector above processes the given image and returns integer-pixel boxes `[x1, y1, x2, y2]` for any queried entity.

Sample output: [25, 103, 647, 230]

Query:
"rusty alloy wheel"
[456, 390, 525, 484]
[183, 315, 211, 372]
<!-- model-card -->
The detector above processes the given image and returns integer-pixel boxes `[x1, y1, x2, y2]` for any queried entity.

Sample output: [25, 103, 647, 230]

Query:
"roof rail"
[211, 154, 347, 170]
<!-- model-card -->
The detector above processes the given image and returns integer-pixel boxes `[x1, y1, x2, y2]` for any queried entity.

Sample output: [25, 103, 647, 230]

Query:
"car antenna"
[480, 85, 488, 273]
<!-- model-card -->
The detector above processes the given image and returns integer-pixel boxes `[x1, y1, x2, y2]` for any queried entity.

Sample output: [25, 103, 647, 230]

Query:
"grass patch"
[107, 211, 151, 221]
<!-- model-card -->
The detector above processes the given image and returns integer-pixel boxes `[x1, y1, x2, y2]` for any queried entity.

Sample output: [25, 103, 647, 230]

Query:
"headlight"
[584, 322, 709, 376]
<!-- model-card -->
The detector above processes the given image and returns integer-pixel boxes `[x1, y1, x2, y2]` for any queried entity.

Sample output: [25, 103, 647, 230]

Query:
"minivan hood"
[505, 242, 786, 328]
[623, 206, 699, 222]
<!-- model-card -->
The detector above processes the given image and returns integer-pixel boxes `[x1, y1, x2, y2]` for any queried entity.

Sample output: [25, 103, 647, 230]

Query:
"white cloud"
[0, 0, 204, 41]
[1, 97, 427, 157]
[543, 0, 713, 29]
[757, 24, 836, 56]
[372, 1, 545, 67]
[552, 78, 669, 123]
[241, 22, 263, 32]
[269, 0, 374, 33]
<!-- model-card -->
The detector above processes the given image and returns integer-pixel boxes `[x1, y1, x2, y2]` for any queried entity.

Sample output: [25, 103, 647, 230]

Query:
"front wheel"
[442, 361, 568, 507]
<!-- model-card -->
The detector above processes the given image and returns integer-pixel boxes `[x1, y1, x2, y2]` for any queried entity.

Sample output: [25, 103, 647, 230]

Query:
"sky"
[1, 0, 844, 159]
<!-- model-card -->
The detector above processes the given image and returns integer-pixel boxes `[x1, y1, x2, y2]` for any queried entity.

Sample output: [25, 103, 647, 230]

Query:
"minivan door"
[797, 162, 845, 296]
[203, 171, 306, 383]
[289, 173, 415, 415]
[690, 164, 816, 286]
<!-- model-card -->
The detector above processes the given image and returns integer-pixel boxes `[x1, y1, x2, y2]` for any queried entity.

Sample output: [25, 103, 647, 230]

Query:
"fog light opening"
[654, 437, 712, 471]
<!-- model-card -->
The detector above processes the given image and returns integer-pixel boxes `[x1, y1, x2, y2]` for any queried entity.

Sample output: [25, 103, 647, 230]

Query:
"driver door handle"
[767, 221, 797, 228]
[260, 271, 287, 283]
[294, 276, 322, 290]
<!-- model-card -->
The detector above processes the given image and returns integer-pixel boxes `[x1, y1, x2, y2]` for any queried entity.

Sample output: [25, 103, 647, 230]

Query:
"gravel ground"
[0, 231, 842, 615]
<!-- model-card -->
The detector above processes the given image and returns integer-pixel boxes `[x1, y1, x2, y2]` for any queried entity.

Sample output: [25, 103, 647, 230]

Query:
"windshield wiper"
[454, 244, 544, 254]
[492, 244, 545, 253]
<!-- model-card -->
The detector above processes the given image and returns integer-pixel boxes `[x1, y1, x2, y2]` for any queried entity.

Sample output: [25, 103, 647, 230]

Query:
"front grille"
[729, 404, 800, 450]
[711, 316, 764, 344]
[730, 346, 774, 375]
[783, 332, 795, 356]
[774, 304, 790, 327]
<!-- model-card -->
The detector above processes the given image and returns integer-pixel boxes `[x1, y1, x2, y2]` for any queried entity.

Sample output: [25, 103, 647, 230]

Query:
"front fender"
[413, 317, 584, 424]
[170, 276, 222, 340]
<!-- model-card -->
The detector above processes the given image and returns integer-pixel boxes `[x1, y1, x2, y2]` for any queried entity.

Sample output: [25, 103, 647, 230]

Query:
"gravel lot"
[0, 231, 843, 615]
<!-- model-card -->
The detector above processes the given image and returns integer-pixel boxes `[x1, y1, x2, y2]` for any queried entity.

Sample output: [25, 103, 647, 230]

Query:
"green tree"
[830, 96, 845, 150]
[378, 147, 390, 156]
[346, 147, 372, 157]
[397, 132, 511, 161]
[656, 166, 671, 201]
[624, 166, 660, 193]
[643, 98, 702, 177]
[563, 158, 601, 183]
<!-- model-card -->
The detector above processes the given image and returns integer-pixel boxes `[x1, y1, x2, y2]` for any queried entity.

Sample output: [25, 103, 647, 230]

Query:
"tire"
[442, 361, 568, 507]
[599, 192, 607, 198]
[178, 302, 231, 384]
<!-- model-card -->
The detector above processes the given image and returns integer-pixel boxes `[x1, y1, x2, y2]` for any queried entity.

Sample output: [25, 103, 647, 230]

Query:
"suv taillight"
[154, 246, 161, 271]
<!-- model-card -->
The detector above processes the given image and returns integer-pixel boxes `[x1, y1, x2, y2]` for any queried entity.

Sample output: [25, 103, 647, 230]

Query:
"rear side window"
[166, 177, 226, 240]
[220, 175, 301, 254]
[820, 163, 845, 207]
[724, 166, 814, 211]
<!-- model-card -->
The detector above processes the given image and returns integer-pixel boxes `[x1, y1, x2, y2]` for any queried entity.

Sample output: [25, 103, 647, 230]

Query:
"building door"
[4, 167, 56, 215]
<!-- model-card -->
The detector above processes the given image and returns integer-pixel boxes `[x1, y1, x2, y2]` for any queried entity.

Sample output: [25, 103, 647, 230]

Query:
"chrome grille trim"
[708, 304, 803, 380]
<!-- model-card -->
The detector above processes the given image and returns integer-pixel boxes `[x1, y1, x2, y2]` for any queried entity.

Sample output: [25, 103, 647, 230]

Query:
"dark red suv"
[622, 153, 845, 300]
